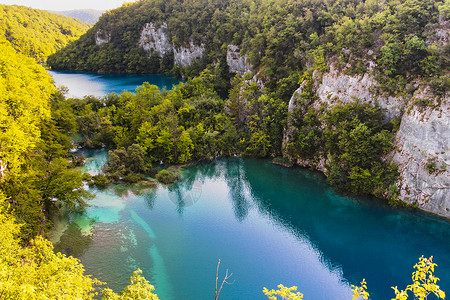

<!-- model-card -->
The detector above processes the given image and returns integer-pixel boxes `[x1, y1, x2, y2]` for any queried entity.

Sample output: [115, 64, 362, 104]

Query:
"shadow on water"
[223, 158, 252, 222]
[167, 157, 450, 299]
[237, 158, 450, 300]
[53, 220, 94, 257]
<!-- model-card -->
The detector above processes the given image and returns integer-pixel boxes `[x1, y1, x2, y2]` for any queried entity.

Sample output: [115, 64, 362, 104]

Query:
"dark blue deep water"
[52, 151, 450, 300]
[47, 70, 182, 97]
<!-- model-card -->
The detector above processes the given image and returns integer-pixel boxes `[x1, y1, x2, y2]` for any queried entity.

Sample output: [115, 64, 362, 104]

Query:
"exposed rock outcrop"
[137, 24, 254, 70]
[392, 93, 450, 217]
[95, 29, 110, 46]
[138, 22, 173, 57]
[226, 44, 251, 74]
[284, 65, 450, 217]
[173, 41, 205, 67]
[138, 23, 205, 67]
[313, 65, 405, 120]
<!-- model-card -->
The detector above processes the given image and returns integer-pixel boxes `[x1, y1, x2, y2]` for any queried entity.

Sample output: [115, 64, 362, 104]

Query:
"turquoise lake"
[50, 150, 450, 300]
[47, 72, 450, 299]
[47, 70, 182, 98]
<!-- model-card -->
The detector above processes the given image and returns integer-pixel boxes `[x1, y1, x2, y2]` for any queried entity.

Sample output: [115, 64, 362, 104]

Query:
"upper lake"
[47, 70, 182, 98]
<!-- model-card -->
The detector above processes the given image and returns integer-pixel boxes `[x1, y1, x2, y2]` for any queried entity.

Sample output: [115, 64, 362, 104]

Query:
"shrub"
[92, 174, 110, 188]
[123, 173, 145, 183]
[156, 169, 179, 184]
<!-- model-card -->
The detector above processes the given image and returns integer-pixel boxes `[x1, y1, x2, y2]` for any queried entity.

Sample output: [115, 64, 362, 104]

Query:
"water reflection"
[161, 157, 450, 299]
[223, 159, 251, 221]
[54, 222, 93, 257]
[143, 190, 157, 210]
[53, 152, 450, 300]
[240, 158, 450, 299]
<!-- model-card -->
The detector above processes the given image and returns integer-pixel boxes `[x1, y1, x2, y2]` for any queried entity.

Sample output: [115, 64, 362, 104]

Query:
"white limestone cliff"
[226, 44, 251, 74]
[392, 93, 450, 217]
[173, 41, 205, 67]
[313, 65, 405, 120]
[284, 66, 449, 217]
[95, 29, 111, 46]
[138, 22, 173, 57]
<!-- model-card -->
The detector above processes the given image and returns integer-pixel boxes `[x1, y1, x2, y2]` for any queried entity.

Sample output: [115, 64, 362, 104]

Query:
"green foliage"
[286, 100, 397, 199]
[425, 157, 447, 175]
[103, 144, 151, 182]
[391, 256, 446, 300]
[0, 40, 93, 239]
[101, 269, 159, 300]
[273, 256, 445, 300]
[0, 4, 89, 61]
[263, 284, 303, 300]
[0, 204, 159, 299]
[0, 40, 54, 175]
[323, 102, 397, 197]
[48, 0, 448, 98]
[90, 174, 110, 188]
[0, 204, 100, 299]
[156, 169, 179, 184]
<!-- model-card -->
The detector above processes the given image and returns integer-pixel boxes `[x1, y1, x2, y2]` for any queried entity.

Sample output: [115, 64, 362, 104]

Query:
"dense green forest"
[48, 0, 449, 95]
[0, 4, 90, 61]
[47, 0, 449, 201]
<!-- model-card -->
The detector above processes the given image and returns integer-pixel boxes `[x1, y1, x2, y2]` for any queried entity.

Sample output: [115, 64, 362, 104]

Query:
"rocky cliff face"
[314, 65, 405, 120]
[137, 23, 253, 71]
[173, 41, 205, 67]
[392, 94, 450, 217]
[226, 44, 250, 74]
[138, 22, 173, 57]
[284, 66, 450, 217]
[95, 29, 110, 46]
[138, 22, 205, 67]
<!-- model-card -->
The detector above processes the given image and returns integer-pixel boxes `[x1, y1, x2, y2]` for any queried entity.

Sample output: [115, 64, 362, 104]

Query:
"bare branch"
[215, 259, 234, 300]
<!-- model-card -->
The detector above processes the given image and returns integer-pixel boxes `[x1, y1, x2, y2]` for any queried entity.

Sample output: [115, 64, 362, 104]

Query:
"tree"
[101, 269, 159, 300]
[391, 256, 446, 300]
[0, 203, 160, 299]
[0, 204, 100, 299]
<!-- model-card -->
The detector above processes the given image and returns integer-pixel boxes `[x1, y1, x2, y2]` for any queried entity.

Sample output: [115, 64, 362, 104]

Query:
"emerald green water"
[52, 150, 450, 299]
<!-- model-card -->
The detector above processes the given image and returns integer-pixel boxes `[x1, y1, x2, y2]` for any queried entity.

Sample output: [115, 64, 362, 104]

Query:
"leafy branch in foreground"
[266, 256, 445, 300]
[391, 256, 446, 300]
[263, 284, 303, 300]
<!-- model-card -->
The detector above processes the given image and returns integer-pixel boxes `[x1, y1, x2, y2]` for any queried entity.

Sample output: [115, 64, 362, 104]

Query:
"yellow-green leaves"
[0, 40, 54, 176]
[351, 279, 370, 300]
[0, 204, 159, 299]
[391, 256, 446, 300]
[101, 269, 159, 300]
[263, 284, 303, 300]
[0, 4, 89, 61]
[0, 204, 100, 299]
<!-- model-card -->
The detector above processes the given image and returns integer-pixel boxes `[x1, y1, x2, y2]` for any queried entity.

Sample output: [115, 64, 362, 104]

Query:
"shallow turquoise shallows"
[52, 150, 450, 300]
[47, 70, 182, 98]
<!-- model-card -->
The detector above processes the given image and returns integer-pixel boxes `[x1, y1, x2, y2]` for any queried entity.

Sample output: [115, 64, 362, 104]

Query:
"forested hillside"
[48, 0, 449, 212]
[0, 4, 90, 61]
[48, 0, 449, 94]
[0, 8, 160, 298]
